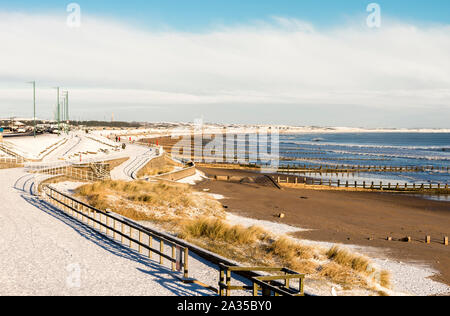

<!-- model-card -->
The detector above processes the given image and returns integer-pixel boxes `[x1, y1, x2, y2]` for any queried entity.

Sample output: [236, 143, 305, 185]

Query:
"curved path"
[0, 167, 211, 295]
[110, 144, 155, 180]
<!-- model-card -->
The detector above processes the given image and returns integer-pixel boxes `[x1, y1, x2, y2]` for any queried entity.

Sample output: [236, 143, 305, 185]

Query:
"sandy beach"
[196, 167, 450, 290]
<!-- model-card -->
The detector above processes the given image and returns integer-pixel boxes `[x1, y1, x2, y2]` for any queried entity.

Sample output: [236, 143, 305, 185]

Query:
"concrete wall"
[155, 166, 196, 182]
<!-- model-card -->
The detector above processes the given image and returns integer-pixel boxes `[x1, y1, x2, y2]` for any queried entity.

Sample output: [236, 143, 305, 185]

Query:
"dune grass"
[325, 246, 391, 288]
[136, 155, 179, 178]
[75, 180, 224, 222]
[74, 179, 392, 294]
[179, 217, 268, 245]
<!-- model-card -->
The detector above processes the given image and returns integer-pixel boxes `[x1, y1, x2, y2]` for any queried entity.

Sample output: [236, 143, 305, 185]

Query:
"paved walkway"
[110, 144, 155, 180]
[0, 167, 211, 295]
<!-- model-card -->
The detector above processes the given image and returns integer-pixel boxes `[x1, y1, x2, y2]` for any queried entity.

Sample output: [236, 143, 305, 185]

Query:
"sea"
[277, 132, 450, 201]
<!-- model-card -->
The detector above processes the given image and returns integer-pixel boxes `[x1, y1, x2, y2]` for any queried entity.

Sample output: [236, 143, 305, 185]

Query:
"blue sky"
[0, 1, 449, 127]
[2, 0, 450, 30]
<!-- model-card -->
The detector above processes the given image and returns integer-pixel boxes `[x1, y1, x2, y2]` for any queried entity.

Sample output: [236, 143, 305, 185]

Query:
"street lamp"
[62, 90, 69, 132]
[27, 81, 36, 137]
[60, 90, 69, 134]
[54, 87, 60, 135]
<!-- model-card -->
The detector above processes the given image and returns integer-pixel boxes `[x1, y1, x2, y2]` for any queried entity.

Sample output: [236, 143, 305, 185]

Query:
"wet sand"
[196, 167, 450, 286]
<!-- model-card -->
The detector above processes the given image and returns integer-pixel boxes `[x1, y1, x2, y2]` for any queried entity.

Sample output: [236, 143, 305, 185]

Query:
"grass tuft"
[179, 217, 267, 245]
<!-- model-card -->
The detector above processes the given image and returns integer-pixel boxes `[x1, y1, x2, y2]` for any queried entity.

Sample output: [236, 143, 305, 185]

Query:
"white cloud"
[0, 12, 449, 125]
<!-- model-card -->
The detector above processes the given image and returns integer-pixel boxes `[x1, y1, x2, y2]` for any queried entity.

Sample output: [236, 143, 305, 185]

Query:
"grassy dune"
[75, 180, 391, 294]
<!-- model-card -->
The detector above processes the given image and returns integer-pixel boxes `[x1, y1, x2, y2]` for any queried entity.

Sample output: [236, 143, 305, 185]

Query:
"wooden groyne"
[192, 160, 449, 174]
[272, 174, 449, 193]
[277, 164, 450, 174]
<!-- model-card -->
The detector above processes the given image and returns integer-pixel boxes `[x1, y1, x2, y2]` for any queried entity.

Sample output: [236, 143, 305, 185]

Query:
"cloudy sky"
[0, 0, 449, 127]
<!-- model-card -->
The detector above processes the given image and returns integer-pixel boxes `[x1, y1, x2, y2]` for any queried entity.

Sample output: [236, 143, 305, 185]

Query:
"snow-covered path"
[110, 144, 155, 180]
[0, 168, 211, 296]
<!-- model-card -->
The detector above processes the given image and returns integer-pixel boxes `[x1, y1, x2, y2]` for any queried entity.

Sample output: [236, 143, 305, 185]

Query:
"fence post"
[226, 270, 231, 297]
[184, 247, 189, 279]
[172, 246, 176, 271]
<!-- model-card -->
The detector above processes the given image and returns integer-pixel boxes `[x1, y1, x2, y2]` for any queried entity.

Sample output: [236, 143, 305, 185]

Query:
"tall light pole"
[55, 87, 60, 135]
[61, 90, 69, 134]
[65, 91, 69, 124]
[27, 81, 36, 137]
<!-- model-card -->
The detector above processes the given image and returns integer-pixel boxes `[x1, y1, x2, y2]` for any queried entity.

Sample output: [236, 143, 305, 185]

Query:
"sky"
[0, 0, 449, 127]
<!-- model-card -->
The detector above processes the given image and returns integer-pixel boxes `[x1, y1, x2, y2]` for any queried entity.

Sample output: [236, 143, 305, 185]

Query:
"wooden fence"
[273, 175, 449, 193]
[42, 186, 190, 280]
[219, 264, 304, 296]
[40, 185, 311, 296]
[277, 164, 450, 174]
[27, 162, 110, 182]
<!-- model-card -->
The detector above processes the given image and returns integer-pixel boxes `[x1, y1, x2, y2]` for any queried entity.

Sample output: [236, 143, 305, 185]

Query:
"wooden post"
[226, 270, 231, 297]
[184, 247, 189, 279]
[253, 283, 259, 296]
[426, 236, 431, 244]
[444, 236, 448, 246]
[220, 269, 225, 296]
[171, 246, 176, 271]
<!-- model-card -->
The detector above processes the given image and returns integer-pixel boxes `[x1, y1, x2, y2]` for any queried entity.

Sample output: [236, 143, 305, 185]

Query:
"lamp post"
[27, 81, 36, 137]
[54, 87, 60, 135]
[63, 91, 69, 132]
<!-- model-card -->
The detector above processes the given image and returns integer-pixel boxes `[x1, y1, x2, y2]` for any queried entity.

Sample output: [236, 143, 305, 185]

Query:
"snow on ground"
[62, 136, 118, 160]
[297, 238, 450, 296]
[0, 151, 12, 158]
[1, 168, 215, 296]
[373, 258, 450, 296]
[35, 177, 450, 296]
[5, 132, 128, 163]
[225, 211, 449, 296]
[177, 170, 208, 185]
[226, 213, 309, 235]
[4, 134, 65, 159]
[51, 181, 86, 195]
[110, 145, 156, 181]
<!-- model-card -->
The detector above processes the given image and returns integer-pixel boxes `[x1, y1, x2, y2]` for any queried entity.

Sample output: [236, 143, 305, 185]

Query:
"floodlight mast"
[55, 87, 60, 135]
[61, 90, 69, 134]
[27, 81, 36, 138]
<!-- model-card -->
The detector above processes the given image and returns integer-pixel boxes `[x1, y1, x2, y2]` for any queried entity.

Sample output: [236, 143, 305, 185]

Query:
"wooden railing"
[42, 186, 190, 280]
[219, 264, 305, 297]
[27, 162, 110, 182]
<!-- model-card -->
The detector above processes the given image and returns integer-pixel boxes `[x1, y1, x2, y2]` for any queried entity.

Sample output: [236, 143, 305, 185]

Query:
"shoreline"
[195, 166, 450, 294]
